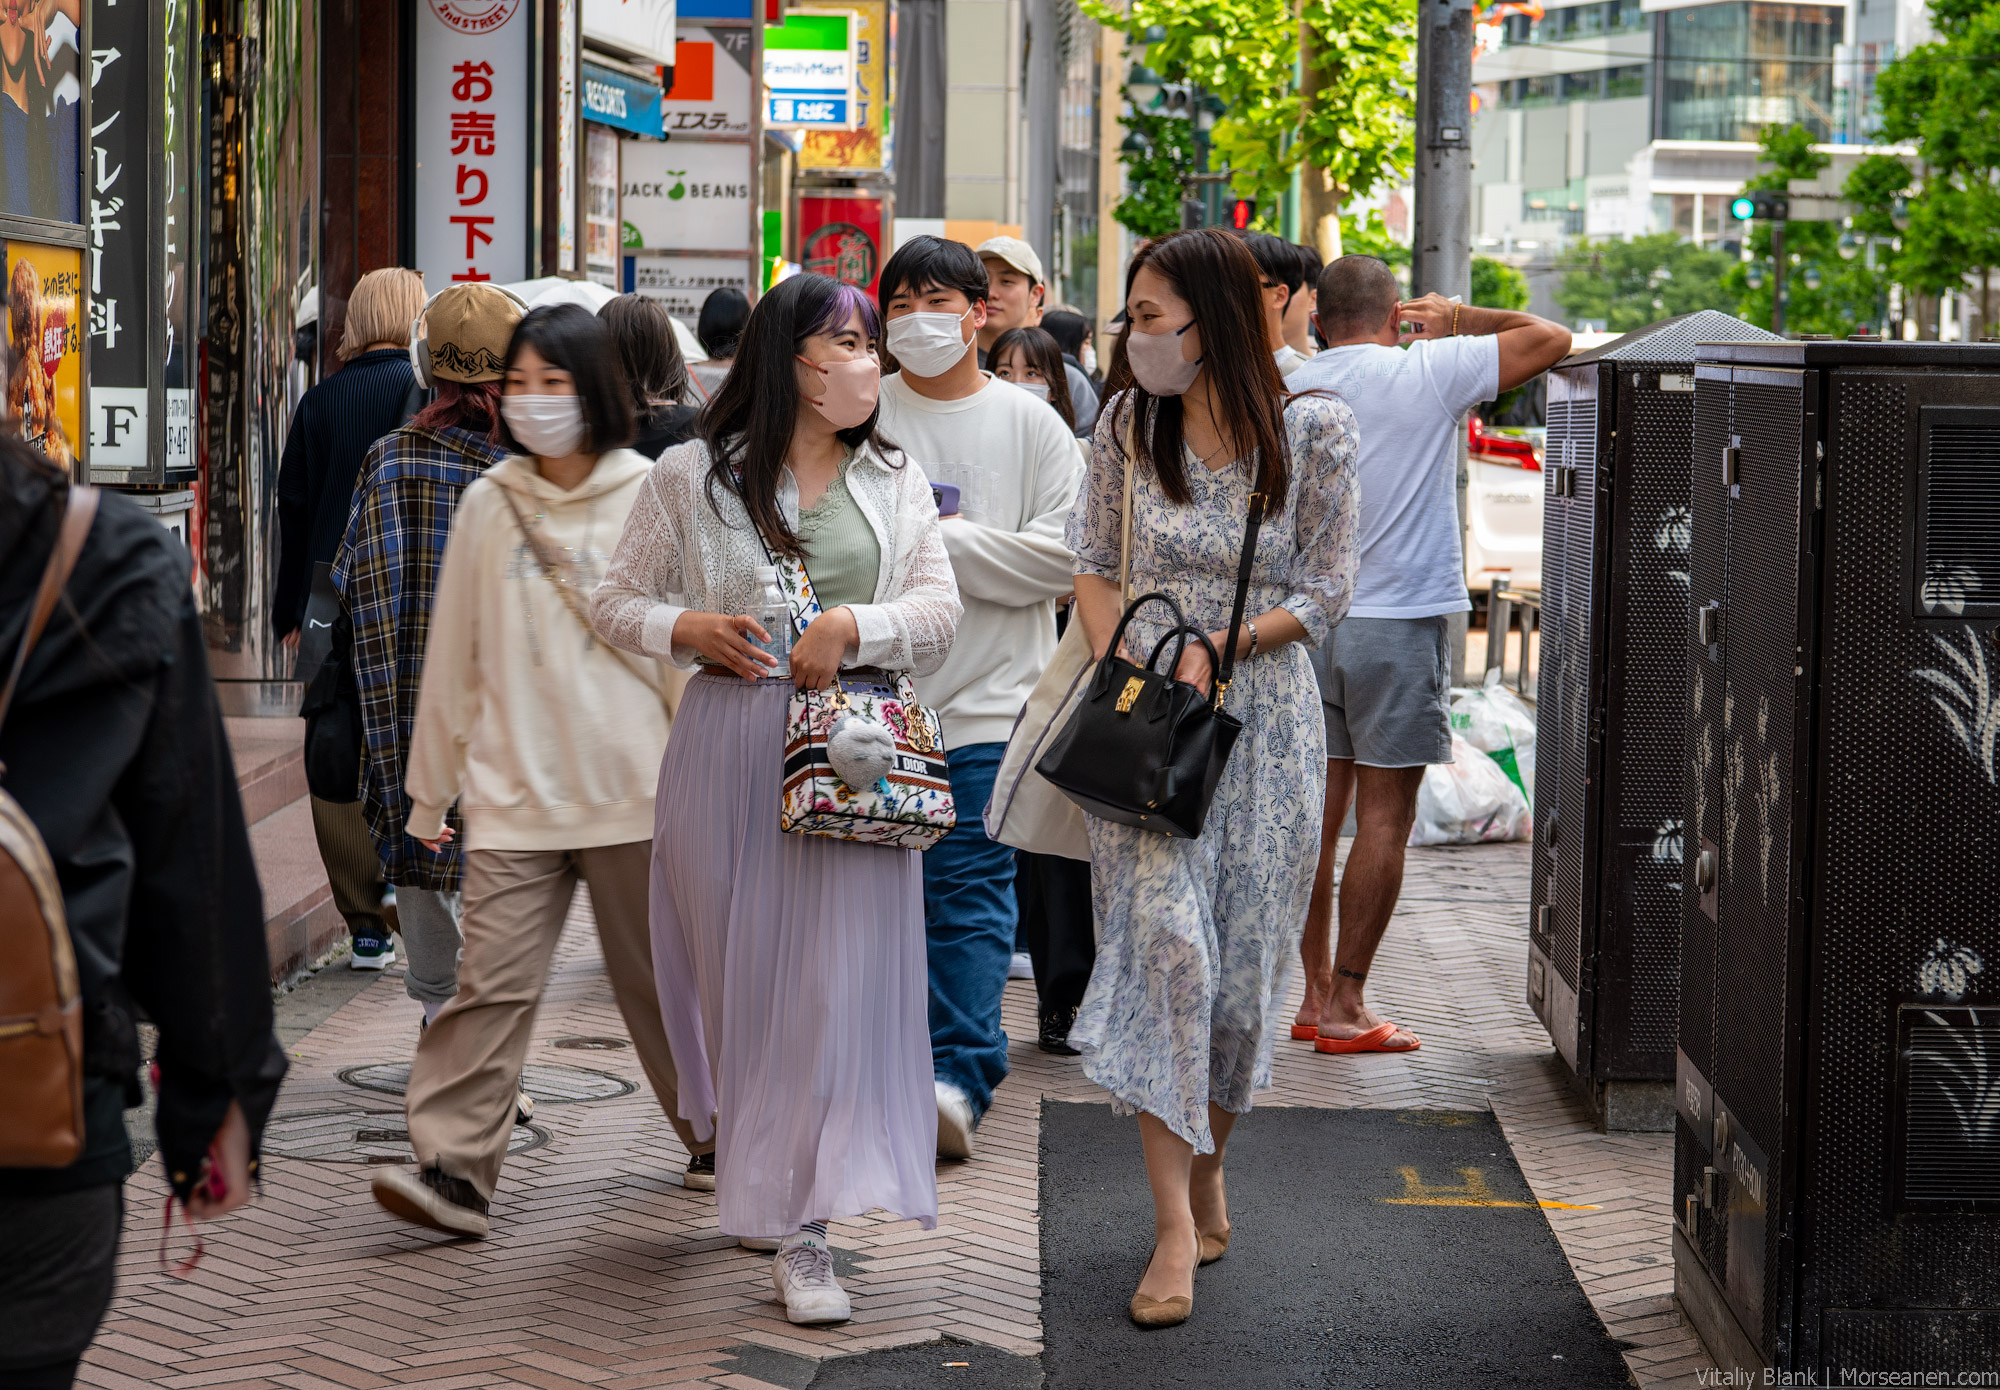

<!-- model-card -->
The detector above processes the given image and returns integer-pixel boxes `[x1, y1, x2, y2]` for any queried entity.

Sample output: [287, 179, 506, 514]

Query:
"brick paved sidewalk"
[82, 841, 1715, 1389]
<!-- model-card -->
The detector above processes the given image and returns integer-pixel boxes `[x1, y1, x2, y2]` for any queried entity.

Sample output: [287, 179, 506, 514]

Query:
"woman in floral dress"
[1065, 229, 1360, 1327]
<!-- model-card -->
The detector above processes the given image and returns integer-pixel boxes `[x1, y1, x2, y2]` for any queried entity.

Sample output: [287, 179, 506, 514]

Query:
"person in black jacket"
[601, 292, 699, 459]
[0, 442, 287, 1389]
[273, 267, 429, 647]
[272, 266, 429, 971]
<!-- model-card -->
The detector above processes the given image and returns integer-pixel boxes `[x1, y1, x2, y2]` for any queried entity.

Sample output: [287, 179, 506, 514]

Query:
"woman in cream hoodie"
[372, 304, 710, 1239]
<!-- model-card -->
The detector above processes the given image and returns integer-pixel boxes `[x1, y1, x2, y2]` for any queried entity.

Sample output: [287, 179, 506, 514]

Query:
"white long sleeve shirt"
[590, 436, 962, 676]
[878, 371, 1084, 749]
[406, 451, 671, 850]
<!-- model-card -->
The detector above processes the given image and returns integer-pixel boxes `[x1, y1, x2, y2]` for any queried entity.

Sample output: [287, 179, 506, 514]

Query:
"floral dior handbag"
[769, 551, 957, 850]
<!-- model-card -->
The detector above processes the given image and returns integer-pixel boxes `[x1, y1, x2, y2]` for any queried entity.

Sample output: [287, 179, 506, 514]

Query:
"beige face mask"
[1126, 321, 1201, 396]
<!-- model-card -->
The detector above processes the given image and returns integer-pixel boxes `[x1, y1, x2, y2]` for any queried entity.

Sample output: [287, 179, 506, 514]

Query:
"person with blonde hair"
[276, 265, 430, 977]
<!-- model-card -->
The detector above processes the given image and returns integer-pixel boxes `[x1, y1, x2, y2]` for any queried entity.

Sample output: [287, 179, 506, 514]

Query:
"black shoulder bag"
[1034, 489, 1266, 840]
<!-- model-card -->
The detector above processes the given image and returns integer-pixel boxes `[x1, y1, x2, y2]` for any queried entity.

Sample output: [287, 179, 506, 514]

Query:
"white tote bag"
[983, 427, 1134, 860]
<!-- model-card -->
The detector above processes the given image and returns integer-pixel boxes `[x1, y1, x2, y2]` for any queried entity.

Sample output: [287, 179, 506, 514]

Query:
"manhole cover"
[336, 1062, 635, 1103]
[552, 1036, 629, 1051]
[261, 1109, 549, 1164]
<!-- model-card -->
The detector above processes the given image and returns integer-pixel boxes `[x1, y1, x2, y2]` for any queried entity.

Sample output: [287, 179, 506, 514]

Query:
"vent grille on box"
[1896, 1006, 2000, 1209]
[1918, 407, 2000, 618]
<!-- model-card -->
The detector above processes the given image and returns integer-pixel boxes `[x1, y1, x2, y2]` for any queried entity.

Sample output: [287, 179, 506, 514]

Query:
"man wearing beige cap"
[973, 235, 1098, 435]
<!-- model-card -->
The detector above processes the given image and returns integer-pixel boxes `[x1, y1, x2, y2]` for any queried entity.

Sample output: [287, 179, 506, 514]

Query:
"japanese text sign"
[764, 12, 857, 130]
[416, 0, 532, 287]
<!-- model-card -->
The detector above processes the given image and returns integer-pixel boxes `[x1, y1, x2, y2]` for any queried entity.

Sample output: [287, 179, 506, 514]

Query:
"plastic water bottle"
[750, 565, 792, 677]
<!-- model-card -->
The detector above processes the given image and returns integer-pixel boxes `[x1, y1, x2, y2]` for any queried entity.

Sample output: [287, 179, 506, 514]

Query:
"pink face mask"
[798, 355, 881, 429]
[1125, 321, 1202, 396]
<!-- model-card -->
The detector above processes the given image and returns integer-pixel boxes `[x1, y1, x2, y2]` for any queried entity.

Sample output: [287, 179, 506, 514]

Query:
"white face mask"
[1080, 343, 1098, 376]
[886, 307, 974, 378]
[502, 394, 587, 459]
[1008, 378, 1050, 401]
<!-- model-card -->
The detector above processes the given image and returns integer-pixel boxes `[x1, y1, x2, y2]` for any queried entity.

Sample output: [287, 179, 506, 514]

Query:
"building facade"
[1469, 0, 1932, 256]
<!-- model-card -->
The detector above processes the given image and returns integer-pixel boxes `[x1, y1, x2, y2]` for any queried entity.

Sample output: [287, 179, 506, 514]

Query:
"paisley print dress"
[1063, 389, 1361, 1152]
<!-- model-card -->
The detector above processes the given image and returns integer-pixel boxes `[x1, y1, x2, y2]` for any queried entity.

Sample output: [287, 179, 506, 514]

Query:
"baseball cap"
[976, 235, 1044, 286]
[425, 283, 525, 383]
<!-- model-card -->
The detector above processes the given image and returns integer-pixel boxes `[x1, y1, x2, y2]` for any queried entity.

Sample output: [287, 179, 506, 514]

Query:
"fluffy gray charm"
[826, 712, 897, 791]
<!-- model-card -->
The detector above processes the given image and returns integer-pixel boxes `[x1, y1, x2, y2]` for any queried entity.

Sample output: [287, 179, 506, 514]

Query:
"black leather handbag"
[1035, 492, 1266, 839]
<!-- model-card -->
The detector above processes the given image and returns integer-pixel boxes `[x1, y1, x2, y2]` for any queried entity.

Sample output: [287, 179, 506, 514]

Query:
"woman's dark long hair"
[601, 293, 690, 410]
[699, 273, 886, 558]
[989, 325, 1075, 430]
[1123, 229, 1291, 510]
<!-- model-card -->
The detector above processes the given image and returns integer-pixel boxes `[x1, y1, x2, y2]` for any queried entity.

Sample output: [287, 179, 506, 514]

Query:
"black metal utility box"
[1529, 312, 1779, 1129]
[1675, 339, 2000, 1378]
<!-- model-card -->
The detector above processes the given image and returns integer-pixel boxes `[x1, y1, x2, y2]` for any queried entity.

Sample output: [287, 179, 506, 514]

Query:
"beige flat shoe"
[1128, 1245, 1196, 1328]
[1198, 1225, 1231, 1265]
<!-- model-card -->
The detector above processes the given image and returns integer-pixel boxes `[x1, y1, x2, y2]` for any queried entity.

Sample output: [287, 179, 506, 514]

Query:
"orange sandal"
[1289, 1023, 1319, 1041]
[1314, 1021, 1423, 1054]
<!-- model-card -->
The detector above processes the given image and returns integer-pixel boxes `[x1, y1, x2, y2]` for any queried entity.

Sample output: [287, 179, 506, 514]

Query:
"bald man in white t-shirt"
[1287, 257, 1570, 1054]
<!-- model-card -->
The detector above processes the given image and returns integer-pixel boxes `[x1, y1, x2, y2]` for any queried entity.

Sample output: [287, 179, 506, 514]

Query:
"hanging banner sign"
[583, 0, 679, 65]
[800, 2, 886, 171]
[583, 61, 666, 138]
[763, 12, 857, 130]
[797, 192, 884, 297]
[620, 137, 752, 251]
[661, 23, 753, 136]
[415, 0, 533, 286]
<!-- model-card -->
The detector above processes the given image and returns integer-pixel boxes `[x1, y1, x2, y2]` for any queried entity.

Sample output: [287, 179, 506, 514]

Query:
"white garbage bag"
[1449, 668, 1538, 809]
[1409, 734, 1532, 846]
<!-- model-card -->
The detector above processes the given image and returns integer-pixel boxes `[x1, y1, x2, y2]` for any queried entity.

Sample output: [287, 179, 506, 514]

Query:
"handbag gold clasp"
[1115, 676, 1144, 714]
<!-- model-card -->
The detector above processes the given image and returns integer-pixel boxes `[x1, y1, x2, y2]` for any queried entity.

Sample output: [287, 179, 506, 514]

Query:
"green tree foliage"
[1553, 234, 1735, 331]
[1111, 106, 1199, 239]
[1723, 126, 1850, 334]
[1085, 0, 1414, 237]
[1869, 0, 2000, 324]
[1471, 257, 1529, 311]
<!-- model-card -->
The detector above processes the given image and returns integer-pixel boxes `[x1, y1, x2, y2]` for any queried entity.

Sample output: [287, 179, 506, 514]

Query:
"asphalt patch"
[1038, 1101, 1633, 1390]
[807, 1335, 1042, 1388]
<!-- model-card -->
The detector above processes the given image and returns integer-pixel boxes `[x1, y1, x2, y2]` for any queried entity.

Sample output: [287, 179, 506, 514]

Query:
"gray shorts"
[1308, 615, 1454, 767]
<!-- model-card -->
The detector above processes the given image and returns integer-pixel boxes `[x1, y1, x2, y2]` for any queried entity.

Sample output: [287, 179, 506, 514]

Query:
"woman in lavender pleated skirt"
[591, 273, 961, 1325]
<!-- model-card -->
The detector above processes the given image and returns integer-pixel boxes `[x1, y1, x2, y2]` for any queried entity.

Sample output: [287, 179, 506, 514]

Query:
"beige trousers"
[405, 841, 712, 1200]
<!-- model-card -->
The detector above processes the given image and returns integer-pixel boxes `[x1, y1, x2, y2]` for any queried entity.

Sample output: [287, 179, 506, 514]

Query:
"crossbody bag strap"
[497, 485, 673, 709]
[1212, 486, 1267, 711]
[0, 483, 99, 736]
[1118, 402, 1136, 604]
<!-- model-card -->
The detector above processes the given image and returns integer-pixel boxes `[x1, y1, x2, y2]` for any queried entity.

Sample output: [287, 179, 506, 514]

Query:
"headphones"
[408, 283, 530, 388]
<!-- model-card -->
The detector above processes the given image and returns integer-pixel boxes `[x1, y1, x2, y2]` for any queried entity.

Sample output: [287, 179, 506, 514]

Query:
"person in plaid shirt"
[333, 283, 522, 1034]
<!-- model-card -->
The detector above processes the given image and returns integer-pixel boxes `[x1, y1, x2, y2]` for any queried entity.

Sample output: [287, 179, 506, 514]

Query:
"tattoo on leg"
[1337, 967, 1368, 983]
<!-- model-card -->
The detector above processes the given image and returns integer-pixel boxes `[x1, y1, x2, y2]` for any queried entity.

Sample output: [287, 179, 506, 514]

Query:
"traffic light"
[1730, 193, 1789, 222]
[1229, 198, 1255, 230]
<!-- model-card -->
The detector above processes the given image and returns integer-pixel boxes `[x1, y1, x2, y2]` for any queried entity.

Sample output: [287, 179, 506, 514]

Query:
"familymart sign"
[763, 12, 856, 130]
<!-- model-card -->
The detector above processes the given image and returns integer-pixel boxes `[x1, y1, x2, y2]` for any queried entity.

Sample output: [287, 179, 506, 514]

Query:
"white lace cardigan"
[590, 437, 962, 676]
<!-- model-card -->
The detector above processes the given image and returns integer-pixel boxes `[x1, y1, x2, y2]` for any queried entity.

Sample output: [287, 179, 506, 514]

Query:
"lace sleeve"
[850, 461, 963, 677]
[592, 450, 694, 663]
[1280, 394, 1362, 646]
[1064, 389, 1135, 580]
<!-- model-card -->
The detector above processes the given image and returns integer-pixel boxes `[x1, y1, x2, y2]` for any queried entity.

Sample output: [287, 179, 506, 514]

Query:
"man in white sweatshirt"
[876, 236, 1084, 1159]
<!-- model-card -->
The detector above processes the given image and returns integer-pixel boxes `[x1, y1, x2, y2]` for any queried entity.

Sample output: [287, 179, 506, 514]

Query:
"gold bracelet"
[1451, 303, 1461, 336]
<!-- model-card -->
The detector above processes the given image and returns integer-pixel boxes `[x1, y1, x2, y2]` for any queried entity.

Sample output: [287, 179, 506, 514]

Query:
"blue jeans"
[923, 742, 1016, 1119]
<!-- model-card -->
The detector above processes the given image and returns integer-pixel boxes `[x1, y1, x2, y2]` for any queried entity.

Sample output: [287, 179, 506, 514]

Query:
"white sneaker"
[772, 1233, 850, 1324]
[936, 1080, 976, 1161]
[740, 1235, 781, 1252]
[1008, 951, 1034, 980]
